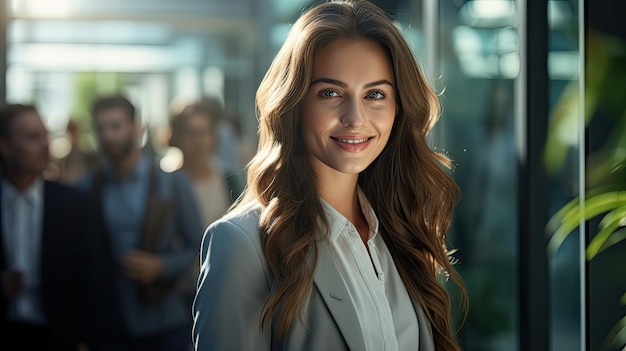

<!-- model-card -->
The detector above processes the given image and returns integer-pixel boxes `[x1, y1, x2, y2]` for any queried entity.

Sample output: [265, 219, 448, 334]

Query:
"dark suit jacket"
[0, 180, 89, 351]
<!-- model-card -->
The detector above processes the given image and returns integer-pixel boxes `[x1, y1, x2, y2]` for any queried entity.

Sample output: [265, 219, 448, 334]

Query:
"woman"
[169, 103, 235, 228]
[193, 1, 467, 350]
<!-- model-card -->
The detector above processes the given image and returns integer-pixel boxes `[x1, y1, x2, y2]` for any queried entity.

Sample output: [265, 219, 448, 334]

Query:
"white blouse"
[321, 188, 420, 351]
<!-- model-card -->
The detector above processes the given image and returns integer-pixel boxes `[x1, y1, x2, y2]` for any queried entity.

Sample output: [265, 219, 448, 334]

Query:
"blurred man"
[79, 95, 203, 351]
[0, 103, 88, 350]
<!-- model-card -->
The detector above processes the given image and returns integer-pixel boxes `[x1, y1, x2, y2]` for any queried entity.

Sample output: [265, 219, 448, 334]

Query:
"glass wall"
[546, 1, 583, 350]
[436, 1, 520, 349]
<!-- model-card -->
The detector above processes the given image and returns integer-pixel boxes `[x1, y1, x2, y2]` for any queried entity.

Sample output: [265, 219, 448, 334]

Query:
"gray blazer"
[193, 204, 436, 351]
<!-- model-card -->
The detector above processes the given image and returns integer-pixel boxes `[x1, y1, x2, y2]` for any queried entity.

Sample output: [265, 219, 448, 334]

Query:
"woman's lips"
[330, 136, 373, 152]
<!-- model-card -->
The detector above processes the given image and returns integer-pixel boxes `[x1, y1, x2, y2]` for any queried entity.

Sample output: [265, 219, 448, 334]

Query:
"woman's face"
[300, 39, 396, 178]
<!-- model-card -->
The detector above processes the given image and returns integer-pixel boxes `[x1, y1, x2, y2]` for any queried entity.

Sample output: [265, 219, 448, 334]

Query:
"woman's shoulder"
[213, 202, 260, 228]
[200, 202, 272, 283]
[204, 202, 264, 252]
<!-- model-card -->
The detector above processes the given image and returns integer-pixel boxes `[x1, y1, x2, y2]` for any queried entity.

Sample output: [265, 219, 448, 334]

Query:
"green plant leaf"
[547, 185, 624, 233]
[621, 292, 626, 306]
[546, 197, 580, 233]
[605, 315, 626, 350]
[548, 198, 585, 254]
[578, 192, 626, 222]
[596, 227, 626, 258]
[587, 208, 626, 259]
[548, 191, 626, 254]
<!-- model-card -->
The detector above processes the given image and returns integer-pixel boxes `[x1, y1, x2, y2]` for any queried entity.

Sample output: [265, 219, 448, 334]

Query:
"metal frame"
[515, 0, 550, 349]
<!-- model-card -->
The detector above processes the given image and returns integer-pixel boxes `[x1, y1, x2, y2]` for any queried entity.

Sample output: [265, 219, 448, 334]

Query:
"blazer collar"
[313, 240, 436, 351]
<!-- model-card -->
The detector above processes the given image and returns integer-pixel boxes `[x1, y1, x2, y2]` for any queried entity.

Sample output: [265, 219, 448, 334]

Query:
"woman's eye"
[366, 91, 386, 100]
[318, 89, 340, 98]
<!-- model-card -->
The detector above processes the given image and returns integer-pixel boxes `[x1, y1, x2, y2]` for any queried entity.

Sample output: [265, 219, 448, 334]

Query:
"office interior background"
[1, 0, 624, 350]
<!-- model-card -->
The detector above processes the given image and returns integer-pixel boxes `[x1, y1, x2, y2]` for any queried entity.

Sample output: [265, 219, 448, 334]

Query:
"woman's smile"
[330, 135, 374, 152]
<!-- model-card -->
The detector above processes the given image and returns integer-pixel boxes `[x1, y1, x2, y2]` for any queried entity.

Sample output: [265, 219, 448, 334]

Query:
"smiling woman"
[192, 1, 467, 350]
[301, 39, 396, 180]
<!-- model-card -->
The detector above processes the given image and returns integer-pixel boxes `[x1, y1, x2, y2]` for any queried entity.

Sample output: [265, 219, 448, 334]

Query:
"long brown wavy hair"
[232, 0, 468, 349]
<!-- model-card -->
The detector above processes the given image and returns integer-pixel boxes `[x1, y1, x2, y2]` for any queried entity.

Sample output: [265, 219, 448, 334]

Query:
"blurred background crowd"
[0, 0, 624, 350]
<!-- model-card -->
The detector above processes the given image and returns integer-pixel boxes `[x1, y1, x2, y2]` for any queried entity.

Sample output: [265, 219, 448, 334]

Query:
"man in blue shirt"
[79, 95, 203, 351]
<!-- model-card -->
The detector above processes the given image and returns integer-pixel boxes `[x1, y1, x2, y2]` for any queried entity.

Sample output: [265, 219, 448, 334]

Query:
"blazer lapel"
[313, 242, 366, 351]
[412, 298, 436, 351]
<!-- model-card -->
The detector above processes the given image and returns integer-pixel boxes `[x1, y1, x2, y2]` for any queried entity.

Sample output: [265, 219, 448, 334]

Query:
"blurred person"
[0, 104, 88, 350]
[78, 95, 203, 351]
[56, 119, 101, 185]
[169, 103, 238, 227]
[194, 96, 246, 195]
[167, 103, 237, 315]
[193, 1, 467, 351]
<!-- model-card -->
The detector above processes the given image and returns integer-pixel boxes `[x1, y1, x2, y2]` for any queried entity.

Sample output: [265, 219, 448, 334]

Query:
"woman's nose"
[341, 100, 366, 129]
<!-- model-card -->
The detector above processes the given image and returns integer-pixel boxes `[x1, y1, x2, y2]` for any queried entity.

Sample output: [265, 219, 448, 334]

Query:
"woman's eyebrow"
[310, 77, 347, 88]
[364, 80, 394, 89]
[310, 77, 394, 89]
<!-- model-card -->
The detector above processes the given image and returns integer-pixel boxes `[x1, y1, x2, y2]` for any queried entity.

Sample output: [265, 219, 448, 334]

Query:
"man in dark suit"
[0, 103, 88, 351]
